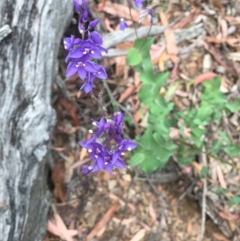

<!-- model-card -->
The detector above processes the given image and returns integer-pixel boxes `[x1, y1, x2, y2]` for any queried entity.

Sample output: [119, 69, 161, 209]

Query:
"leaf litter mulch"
[45, 0, 240, 241]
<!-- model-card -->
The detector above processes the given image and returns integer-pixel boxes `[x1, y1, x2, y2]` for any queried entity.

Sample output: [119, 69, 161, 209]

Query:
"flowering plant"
[64, 0, 142, 174]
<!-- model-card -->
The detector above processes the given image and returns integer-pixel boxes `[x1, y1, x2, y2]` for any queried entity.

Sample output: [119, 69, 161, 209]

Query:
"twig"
[103, 81, 140, 133]
[198, 146, 207, 241]
[126, 0, 138, 39]
[175, 178, 199, 206]
[116, 177, 134, 241]
[145, 175, 172, 241]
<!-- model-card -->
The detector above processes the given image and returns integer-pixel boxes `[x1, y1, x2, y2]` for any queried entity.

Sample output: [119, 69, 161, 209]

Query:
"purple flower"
[63, 36, 81, 51]
[133, 0, 146, 8]
[139, 7, 154, 24]
[68, 40, 103, 59]
[119, 18, 128, 31]
[80, 112, 137, 174]
[64, 0, 108, 93]
[88, 19, 100, 30]
[89, 31, 103, 45]
[66, 58, 98, 78]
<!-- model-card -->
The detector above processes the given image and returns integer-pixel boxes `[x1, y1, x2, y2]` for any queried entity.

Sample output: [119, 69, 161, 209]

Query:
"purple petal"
[85, 61, 98, 72]
[96, 155, 104, 169]
[118, 140, 137, 151]
[95, 66, 107, 79]
[66, 61, 77, 77]
[78, 67, 87, 80]
[80, 81, 93, 93]
[90, 48, 102, 59]
[82, 164, 91, 174]
[91, 161, 101, 172]
[90, 31, 103, 45]
[120, 19, 128, 31]
[83, 9, 89, 21]
[105, 163, 113, 173]
[69, 47, 84, 58]
[89, 19, 100, 29]
[114, 158, 126, 169]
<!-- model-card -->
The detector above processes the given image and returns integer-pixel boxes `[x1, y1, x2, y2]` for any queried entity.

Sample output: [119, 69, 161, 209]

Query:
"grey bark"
[0, 1, 72, 241]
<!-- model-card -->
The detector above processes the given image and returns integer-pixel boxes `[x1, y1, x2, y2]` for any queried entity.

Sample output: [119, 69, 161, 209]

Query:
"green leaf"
[134, 37, 154, 58]
[138, 151, 161, 173]
[225, 99, 240, 112]
[200, 166, 209, 178]
[224, 144, 240, 157]
[138, 84, 155, 105]
[210, 140, 223, 154]
[127, 48, 142, 66]
[129, 151, 146, 166]
[211, 187, 228, 195]
[229, 196, 240, 206]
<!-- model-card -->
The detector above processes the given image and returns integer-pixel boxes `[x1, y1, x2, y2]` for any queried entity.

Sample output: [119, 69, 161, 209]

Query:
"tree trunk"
[0, 1, 72, 240]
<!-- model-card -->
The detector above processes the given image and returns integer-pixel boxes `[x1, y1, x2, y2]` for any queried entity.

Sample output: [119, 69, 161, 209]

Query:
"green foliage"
[229, 196, 240, 206]
[128, 37, 240, 175]
[127, 48, 142, 66]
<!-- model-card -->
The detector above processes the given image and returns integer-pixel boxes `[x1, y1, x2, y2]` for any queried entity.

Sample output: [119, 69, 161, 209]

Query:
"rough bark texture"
[0, 1, 72, 240]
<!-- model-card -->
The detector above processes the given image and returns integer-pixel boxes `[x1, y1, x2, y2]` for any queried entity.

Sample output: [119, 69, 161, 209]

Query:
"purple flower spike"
[120, 18, 128, 31]
[80, 112, 137, 174]
[65, 0, 108, 93]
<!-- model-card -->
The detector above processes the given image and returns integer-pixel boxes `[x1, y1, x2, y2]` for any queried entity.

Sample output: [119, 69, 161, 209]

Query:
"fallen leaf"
[118, 84, 136, 103]
[57, 97, 79, 126]
[150, 44, 166, 64]
[55, 214, 77, 241]
[203, 42, 238, 77]
[158, 50, 168, 72]
[86, 202, 119, 240]
[221, 18, 228, 38]
[216, 165, 227, 188]
[160, 11, 178, 64]
[94, 0, 107, 12]
[194, 72, 217, 86]
[130, 229, 146, 241]
[172, 8, 200, 29]
[51, 161, 66, 202]
[148, 202, 157, 223]
[213, 232, 231, 241]
[103, 2, 149, 26]
[212, 0, 222, 12]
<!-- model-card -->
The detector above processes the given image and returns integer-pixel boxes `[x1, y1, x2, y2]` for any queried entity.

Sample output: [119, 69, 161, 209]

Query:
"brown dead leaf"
[172, 8, 200, 29]
[158, 51, 168, 72]
[203, 42, 238, 77]
[213, 232, 231, 241]
[57, 97, 79, 126]
[115, 56, 126, 77]
[86, 202, 119, 241]
[55, 214, 78, 241]
[221, 19, 228, 38]
[130, 229, 146, 241]
[216, 165, 227, 188]
[118, 85, 136, 103]
[51, 161, 66, 202]
[150, 44, 166, 64]
[212, 0, 223, 12]
[103, 2, 149, 26]
[187, 219, 192, 236]
[148, 202, 157, 223]
[218, 211, 239, 221]
[94, 0, 107, 12]
[160, 11, 178, 64]
[194, 72, 217, 86]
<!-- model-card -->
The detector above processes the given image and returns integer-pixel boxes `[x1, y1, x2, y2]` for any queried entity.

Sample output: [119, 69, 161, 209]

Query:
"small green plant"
[128, 37, 240, 173]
